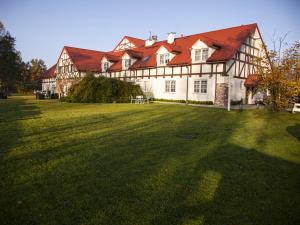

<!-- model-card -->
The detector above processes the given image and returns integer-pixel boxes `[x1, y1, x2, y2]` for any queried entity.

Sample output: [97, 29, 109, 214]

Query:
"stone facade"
[215, 83, 228, 106]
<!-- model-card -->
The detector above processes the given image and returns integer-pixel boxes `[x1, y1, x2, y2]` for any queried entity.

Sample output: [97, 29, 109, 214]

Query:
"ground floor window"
[165, 80, 176, 93]
[194, 80, 207, 93]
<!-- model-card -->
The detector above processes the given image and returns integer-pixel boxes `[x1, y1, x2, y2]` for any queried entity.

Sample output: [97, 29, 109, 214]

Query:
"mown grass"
[0, 96, 299, 225]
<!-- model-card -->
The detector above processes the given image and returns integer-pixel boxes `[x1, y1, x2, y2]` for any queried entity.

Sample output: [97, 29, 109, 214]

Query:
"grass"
[0, 95, 299, 225]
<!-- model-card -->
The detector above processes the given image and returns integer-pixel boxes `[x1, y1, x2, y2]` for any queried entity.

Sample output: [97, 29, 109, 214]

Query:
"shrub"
[60, 73, 143, 103]
[154, 98, 213, 105]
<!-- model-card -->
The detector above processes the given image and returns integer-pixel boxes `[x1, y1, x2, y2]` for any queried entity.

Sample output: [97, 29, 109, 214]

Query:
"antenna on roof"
[149, 31, 152, 40]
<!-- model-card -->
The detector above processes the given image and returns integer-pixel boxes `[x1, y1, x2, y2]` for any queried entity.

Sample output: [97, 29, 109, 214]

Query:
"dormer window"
[159, 53, 170, 65]
[202, 48, 208, 61]
[195, 50, 201, 61]
[124, 59, 131, 69]
[103, 62, 109, 72]
[194, 48, 209, 62]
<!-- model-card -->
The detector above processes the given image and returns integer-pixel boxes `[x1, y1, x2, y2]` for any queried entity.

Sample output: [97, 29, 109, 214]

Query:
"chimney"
[167, 32, 176, 44]
[145, 35, 157, 47]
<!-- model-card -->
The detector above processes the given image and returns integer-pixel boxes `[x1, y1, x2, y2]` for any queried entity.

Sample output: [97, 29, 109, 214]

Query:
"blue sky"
[0, 0, 299, 68]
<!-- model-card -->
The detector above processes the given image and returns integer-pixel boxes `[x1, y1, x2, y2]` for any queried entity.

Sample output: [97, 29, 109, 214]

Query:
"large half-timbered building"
[41, 23, 267, 106]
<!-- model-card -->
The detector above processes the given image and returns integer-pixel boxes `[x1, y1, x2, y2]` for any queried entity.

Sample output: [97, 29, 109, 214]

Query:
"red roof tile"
[244, 74, 259, 87]
[125, 36, 145, 47]
[64, 46, 105, 72]
[40, 64, 56, 79]
[49, 23, 259, 75]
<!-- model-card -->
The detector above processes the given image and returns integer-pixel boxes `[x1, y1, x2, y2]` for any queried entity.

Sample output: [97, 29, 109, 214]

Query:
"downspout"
[227, 73, 231, 111]
[186, 65, 189, 104]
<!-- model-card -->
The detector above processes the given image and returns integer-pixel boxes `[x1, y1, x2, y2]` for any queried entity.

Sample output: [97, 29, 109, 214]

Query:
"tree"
[28, 59, 46, 82]
[256, 41, 300, 111]
[0, 22, 24, 92]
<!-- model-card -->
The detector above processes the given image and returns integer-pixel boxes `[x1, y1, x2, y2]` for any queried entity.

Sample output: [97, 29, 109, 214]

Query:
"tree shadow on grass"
[286, 123, 300, 142]
[0, 97, 40, 153]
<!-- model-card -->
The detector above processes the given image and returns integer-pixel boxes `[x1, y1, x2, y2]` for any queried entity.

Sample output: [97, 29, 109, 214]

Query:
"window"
[64, 65, 68, 73]
[160, 54, 164, 64]
[124, 59, 131, 68]
[195, 49, 201, 61]
[103, 62, 109, 71]
[194, 80, 207, 93]
[159, 53, 170, 65]
[194, 80, 200, 93]
[70, 64, 73, 72]
[170, 80, 175, 92]
[200, 80, 207, 93]
[194, 48, 209, 62]
[201, 48, 209, 61]
[165, 80, 176, 93]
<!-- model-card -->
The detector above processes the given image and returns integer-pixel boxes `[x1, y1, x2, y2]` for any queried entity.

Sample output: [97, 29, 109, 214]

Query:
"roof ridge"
[64, 45, 106, 53]
[154, 23, 258, 42]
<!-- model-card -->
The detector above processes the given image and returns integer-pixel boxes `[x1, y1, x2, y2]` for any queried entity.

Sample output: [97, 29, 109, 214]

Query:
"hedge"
[154, 98, 214, 105]
[60, 74, 143, 103]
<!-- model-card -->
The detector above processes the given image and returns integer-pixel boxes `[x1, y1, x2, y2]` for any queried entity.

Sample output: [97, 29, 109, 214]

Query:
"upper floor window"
[64, 65, 69, 73]
[194, 48, 209, 62]
[159, 53, 170, 65]
[124, 59, 131, 69]
[201, 48, 209, 61]
[165, 80, 176, 93]
[103, 62, 109, 72]
[195, 50, 201, 61]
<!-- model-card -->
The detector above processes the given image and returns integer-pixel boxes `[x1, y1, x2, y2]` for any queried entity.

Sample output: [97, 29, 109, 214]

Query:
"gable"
[114, 38, 136, 51]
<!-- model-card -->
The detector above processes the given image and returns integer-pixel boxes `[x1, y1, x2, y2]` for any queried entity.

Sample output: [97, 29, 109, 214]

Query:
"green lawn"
[0, 96, 300, 225]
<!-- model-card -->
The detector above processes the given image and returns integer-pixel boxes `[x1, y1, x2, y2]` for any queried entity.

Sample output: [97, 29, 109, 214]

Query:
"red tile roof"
[64, 46, 105, 72]
[40, 64, 56, 79]
[124, 36, 145, 47]
[244, 74, 259, 87]
[44, 23, 259, 76]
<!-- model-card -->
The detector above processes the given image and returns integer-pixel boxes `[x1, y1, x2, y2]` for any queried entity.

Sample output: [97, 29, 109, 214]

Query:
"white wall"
[135, 74, 215, 102]
[41, 78, 56, 93]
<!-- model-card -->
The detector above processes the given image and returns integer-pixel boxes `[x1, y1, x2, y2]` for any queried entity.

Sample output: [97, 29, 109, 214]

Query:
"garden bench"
[131, 95, 146, 104]
[292, 103, 300, 113]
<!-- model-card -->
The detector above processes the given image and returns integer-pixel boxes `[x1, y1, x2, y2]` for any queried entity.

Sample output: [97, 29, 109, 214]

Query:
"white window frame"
[124, 59, 131, 69]
[103, 62, 109, 72]
[194, 48, 209, 62]
[201, 48, 209, 61]
[159, 53, 170, 65]
[194, 49, 201, 61]
[165, 80, 176, 93]
[194, 80, 200, 93]
[194, 79, 208, 94]
[200, 80, 207, 93]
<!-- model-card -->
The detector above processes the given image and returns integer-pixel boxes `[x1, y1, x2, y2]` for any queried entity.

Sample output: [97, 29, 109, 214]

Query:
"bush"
[154, 98, 213, 105]
[60, 74, 143, 103]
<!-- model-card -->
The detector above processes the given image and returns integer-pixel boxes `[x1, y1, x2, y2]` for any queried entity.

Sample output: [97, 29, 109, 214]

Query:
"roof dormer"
[156, 46, 175, 66]
[191, 40, 215, 63]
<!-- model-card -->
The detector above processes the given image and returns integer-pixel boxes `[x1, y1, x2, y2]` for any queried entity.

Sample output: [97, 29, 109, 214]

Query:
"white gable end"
[114, 38, 136, 51]
[191, 40, 215, 63]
